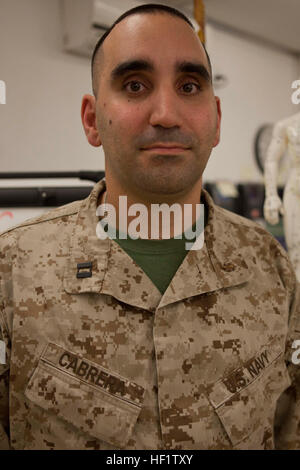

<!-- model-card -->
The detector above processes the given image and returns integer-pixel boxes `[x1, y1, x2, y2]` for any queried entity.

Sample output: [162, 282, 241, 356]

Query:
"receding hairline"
[92, 10, 212, 97]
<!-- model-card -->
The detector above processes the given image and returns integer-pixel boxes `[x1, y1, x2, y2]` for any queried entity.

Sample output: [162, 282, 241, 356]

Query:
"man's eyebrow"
[110, 59, 212, 84]
[110, 59, 154, 81]
[176, 61, 211, 83]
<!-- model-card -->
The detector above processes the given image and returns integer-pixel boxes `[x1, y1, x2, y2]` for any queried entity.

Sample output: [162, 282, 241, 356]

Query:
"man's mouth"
[141, 143, 190, 153]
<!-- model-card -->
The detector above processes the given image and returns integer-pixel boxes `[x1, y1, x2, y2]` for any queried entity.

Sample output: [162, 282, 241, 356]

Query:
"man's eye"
[124, 81, 145, 93]
[181, 83, 201, 94]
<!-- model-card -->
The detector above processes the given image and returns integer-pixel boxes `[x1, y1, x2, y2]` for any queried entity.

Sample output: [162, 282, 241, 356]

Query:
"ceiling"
[137, 0, 300, 54]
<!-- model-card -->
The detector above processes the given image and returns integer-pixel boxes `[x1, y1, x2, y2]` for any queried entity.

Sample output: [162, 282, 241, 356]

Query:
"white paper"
[216, 181, 239, 198]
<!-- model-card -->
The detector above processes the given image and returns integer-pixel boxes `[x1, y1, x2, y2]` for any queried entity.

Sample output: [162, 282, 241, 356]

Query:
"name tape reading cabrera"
[0, 340, 5, 364]
[40, 343, 145, 405]
[96, 197, 205, 251]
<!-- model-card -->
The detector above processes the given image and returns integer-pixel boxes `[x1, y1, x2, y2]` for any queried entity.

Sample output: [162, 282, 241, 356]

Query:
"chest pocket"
[24, 342, 145, 449]
[207, 342, 291, 449]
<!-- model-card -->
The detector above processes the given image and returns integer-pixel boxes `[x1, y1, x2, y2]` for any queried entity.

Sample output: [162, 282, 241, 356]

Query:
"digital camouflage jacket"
[0, 178, 300, 450]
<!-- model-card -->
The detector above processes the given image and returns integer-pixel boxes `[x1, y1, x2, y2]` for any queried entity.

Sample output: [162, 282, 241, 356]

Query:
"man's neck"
[98, 180, 203, 240]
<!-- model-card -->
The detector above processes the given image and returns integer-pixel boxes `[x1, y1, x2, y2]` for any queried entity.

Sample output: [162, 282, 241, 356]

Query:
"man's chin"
[129, 173, 202, 196]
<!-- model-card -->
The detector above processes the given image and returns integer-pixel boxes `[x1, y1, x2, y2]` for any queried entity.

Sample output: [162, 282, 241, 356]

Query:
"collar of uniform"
[201, 188, 253, 288]
[63, 177, 108, 294]
[63, 179, 253, 310]
[159, 189, 253, 308]
[63, 178, 161, 311]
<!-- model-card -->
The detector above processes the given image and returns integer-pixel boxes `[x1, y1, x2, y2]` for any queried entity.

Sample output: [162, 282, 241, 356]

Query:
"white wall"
[205, 23, 298, 182]
[0, 0, 105, 175]
[0, 0, 299, 183]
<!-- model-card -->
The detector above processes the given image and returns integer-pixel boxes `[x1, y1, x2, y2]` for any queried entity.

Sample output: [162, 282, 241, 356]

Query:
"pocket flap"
[208, 341, 284, 407]
[25, 343, 145, 448]
[207, 342, 291, 448]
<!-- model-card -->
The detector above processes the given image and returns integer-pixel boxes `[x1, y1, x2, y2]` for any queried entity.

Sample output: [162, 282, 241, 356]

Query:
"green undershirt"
[100, 208, 206, 295]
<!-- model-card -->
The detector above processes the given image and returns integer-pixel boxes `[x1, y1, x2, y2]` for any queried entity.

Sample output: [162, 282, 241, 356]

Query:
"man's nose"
[148, 87, 182, 128]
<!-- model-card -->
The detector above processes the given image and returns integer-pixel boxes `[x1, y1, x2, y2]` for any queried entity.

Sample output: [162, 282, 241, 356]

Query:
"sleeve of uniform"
[0, 308, 10, 450]
[273, 241, 300, 449]
[0, 231, 15, 450]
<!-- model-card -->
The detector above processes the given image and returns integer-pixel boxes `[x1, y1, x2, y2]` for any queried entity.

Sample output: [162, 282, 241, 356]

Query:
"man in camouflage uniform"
[0, 4, 300, 450]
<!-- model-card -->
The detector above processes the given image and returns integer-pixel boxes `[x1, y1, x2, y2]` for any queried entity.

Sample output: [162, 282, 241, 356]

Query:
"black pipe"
[0, 171, 105, 183]
[0, 187, 95, 207]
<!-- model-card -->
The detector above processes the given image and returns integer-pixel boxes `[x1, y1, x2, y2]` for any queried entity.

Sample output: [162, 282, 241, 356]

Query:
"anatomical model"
[264, 112, 300, 281]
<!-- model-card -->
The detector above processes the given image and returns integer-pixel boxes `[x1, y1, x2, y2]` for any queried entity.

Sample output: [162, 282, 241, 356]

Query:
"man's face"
[85, 13, 221, 197]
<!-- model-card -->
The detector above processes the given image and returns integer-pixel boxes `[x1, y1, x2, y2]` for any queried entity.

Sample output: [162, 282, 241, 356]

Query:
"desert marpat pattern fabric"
[0, 178, 300, 450]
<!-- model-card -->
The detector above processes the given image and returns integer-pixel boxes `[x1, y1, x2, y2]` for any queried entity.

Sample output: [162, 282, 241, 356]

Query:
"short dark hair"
[91, 3, 212, 96]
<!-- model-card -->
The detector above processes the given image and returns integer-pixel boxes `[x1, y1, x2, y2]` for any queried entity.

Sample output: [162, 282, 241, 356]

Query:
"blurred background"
[0, 0, 299, 246]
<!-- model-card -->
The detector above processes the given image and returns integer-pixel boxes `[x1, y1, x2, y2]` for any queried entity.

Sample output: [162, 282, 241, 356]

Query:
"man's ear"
[213, 96, 222, 148]
[81, 94, 102, 147]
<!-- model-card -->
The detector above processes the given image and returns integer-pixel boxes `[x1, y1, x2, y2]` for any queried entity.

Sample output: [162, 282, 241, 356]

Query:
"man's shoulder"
[203, 189, 271, 238]
[0, 199, 82, 247]
[214, 203, 285, 252]
[213, 204, 295, 292]
[214, 203, 268, 233]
